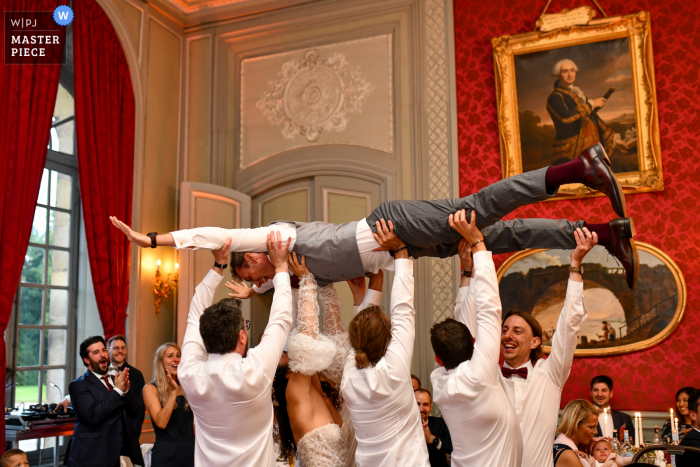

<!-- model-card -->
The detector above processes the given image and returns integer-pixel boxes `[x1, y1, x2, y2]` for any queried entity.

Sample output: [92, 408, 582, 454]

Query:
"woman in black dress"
[143, 343, 195, 467]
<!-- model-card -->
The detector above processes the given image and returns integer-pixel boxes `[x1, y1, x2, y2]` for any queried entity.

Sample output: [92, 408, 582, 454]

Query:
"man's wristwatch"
[147, 232, 158, 248]
[461, 269, 472, 278]
[389, 245, 408, 258]
[431, 436, 440, 447]
[214, 261, 228, 270]
[569, 265, 583, 274]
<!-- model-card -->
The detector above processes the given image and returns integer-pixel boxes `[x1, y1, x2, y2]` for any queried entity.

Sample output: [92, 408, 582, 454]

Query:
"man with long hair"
[454, 215, 597, 467]
[177, 233, 292, 466]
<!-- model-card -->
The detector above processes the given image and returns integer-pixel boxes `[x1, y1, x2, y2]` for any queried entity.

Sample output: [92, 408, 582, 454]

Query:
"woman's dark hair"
[430, 318, 474, 370]
[676, 386, 696, 401]
[320, 380, 343, 411]
[348, 306, 391, 369]
[502, 310, 545, 365]
[272, 364, 295, 464]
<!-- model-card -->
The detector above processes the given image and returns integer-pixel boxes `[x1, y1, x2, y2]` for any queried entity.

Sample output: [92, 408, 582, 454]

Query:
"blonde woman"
[143, 343, 194, 467]
[553, 399, 600, 467]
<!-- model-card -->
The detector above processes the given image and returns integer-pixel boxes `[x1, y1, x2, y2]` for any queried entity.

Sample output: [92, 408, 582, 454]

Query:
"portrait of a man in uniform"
[513, 38, 639, 175]
[547, 58, 614, 164]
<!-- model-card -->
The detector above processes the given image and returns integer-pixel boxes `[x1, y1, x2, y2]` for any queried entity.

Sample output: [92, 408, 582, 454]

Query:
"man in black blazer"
[66, 336, 144, 467]
[678, 389, 700, 467]
[415, 388, 453, 467]
[107, 334, 146, 438]
[590, 375, 634, 438]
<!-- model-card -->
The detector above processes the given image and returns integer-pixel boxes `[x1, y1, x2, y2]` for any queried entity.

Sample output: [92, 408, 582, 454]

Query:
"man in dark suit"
[415, 388, 452, 467]
[107, 334, 146, 439]
[678, 389, 700, 467]
[590, 375, 634, 438]
[66, 336, 144, 467]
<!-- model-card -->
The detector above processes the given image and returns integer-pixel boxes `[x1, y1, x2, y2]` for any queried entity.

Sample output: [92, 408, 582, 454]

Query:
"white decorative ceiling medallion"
[256, 49, 374, 142]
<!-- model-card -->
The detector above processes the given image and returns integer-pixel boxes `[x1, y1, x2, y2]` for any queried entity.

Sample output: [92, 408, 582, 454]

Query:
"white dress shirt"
[457, 276, 587, 467]
[170, 218, 394, 294]
[340, 259, 429, 467]
[90, 371, 126, 396]
[431, 251, 522, 467]
[178, 268, 293, 467]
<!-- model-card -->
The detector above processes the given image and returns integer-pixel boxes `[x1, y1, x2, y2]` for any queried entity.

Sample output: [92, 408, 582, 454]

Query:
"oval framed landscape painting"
[496, 242, 686, 356]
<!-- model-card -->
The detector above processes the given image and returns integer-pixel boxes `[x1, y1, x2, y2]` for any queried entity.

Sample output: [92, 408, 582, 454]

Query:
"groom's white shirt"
[178, 268, 293, 466]
[457, 272, 587, 467]
[170, 218, 394, 294]
[340, 259, 429, 467]
[430, 251, 522, 467]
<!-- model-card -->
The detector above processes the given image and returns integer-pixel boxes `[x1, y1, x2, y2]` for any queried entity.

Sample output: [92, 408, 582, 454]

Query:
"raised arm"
[546, 227, 595, 388]
[452, 238, 476, 336]
[348, 271, 384, 315]
[450, 210, 502, 383]
[178, 239, 232, 377]
[285, 252, 336, 378]
[253, 233, 295, 380]
[372, 220, 415, 374]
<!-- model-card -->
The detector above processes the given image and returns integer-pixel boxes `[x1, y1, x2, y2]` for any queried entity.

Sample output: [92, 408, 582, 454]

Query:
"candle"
[639, 412, 643, 445]
[675, 417, 679, 434]
[604, 408, 609, 437]
[670, 408, 675, 432]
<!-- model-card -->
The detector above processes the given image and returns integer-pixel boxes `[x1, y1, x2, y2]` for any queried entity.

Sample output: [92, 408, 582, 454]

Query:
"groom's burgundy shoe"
[606, 217, 638, 290]
[579, 143, 627, 218]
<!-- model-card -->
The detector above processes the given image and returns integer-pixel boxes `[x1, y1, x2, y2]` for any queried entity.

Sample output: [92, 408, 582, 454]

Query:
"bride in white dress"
[272, 253, 355, 467]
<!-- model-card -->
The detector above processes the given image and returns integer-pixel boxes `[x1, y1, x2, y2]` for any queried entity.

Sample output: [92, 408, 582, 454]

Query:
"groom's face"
[235, 253, 274, 287]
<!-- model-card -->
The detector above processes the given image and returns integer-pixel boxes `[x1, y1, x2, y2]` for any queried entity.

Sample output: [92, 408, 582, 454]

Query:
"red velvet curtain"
[0, 0, 64, 452]
[73, 0, 135, 339]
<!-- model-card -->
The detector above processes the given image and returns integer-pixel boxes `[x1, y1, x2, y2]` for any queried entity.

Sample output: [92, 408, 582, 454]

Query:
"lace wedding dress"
[286, 276, 354, 467]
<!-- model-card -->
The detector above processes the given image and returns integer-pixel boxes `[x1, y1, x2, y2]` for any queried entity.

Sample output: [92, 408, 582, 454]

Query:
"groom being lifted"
[113, 144, 638, 290]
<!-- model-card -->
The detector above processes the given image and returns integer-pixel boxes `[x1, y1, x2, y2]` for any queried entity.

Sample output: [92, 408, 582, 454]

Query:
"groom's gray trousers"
[366, 167, 583, 257]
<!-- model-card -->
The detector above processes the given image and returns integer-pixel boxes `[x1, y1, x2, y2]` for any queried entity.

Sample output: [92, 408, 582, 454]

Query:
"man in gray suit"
[112, 144, 638, 290]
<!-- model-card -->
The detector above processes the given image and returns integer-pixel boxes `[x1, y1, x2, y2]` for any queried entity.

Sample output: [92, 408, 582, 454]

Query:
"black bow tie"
[501, 367, 528, 379]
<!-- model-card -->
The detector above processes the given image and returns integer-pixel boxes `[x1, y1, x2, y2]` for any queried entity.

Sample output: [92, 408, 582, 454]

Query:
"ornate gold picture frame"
[496, 242, 686, 357]
[492, 11, 663, 200]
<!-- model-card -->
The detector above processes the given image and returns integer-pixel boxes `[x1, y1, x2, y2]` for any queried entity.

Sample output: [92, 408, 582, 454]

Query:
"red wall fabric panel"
[453, 0, 700, 411]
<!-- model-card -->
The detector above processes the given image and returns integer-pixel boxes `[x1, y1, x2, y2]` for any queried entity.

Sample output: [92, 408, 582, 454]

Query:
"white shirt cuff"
[566, 279, 584, 297]
[202, 268, 224, 289]
[394, 257, 413, 275]
[113, 387, 126, 396]
[272, 271, 290, 289]
[472, 250, 493, 267]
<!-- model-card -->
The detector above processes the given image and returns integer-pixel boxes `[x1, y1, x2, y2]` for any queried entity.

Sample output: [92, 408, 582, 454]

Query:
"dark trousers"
[367, 167, 582, 257]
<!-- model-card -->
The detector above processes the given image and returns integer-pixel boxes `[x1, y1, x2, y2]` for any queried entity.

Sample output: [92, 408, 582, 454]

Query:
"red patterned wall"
[453, 0, 700, 411]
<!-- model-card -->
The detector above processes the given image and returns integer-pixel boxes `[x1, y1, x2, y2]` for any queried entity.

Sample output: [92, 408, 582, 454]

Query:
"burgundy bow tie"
[501, 367, 528, 379]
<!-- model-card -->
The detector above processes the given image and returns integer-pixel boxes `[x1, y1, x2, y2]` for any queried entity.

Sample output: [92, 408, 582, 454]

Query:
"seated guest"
[66, 336, 144, 467]
[341, 222, 430, 466]
[178, 234, 293, 466]
[107, 334, 146, 438]
[662, 386, 695, 440]
[143, 343, 194, 467]
[412, 374, 421, 391]
[590, 375, 633, 438]
[553, 399, 599, 467]
[414, 388, 452, 467]
[1, 449, 29, 467]
[678, 389, 700, 467]
[430, 210, 522, 467]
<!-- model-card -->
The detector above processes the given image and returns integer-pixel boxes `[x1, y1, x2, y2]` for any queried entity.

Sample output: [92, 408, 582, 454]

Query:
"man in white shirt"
[341, 227, 429, 467]
[430, 210, 522, 467]
[454, 222, 597, 467]
[178, 232, 293, 466]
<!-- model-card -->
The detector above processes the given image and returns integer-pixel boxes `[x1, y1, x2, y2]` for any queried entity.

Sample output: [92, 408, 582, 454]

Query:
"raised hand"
[166, 372, 179, 392]
[372, 219, 405, 252]
[110, 216, 151, 248]
[449, 210, 484, 250]
[287, 252, 310, 277]
[570, 227, 598, 266]
[212, 238, 232, 270]
[267, 231, 290, 274]
[225, 280, 256, 298]
[457, 238, 473, 271]
[367, 270, 383, 291]
[115, 368, 129, 392]
[347, 276, 367, 307]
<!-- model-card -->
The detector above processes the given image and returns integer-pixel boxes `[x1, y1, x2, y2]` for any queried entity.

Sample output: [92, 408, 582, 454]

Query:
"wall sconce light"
[154, 260, 179, 317]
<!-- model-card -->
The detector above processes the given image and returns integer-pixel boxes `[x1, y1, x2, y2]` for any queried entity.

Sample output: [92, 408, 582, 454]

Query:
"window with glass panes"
[10, 75, 78, 409]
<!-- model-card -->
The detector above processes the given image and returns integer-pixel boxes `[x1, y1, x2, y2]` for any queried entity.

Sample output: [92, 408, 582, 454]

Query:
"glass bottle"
[611, 429, 621, 454]
[620, 430, 634, 457]
[652, 426, 662, 444]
